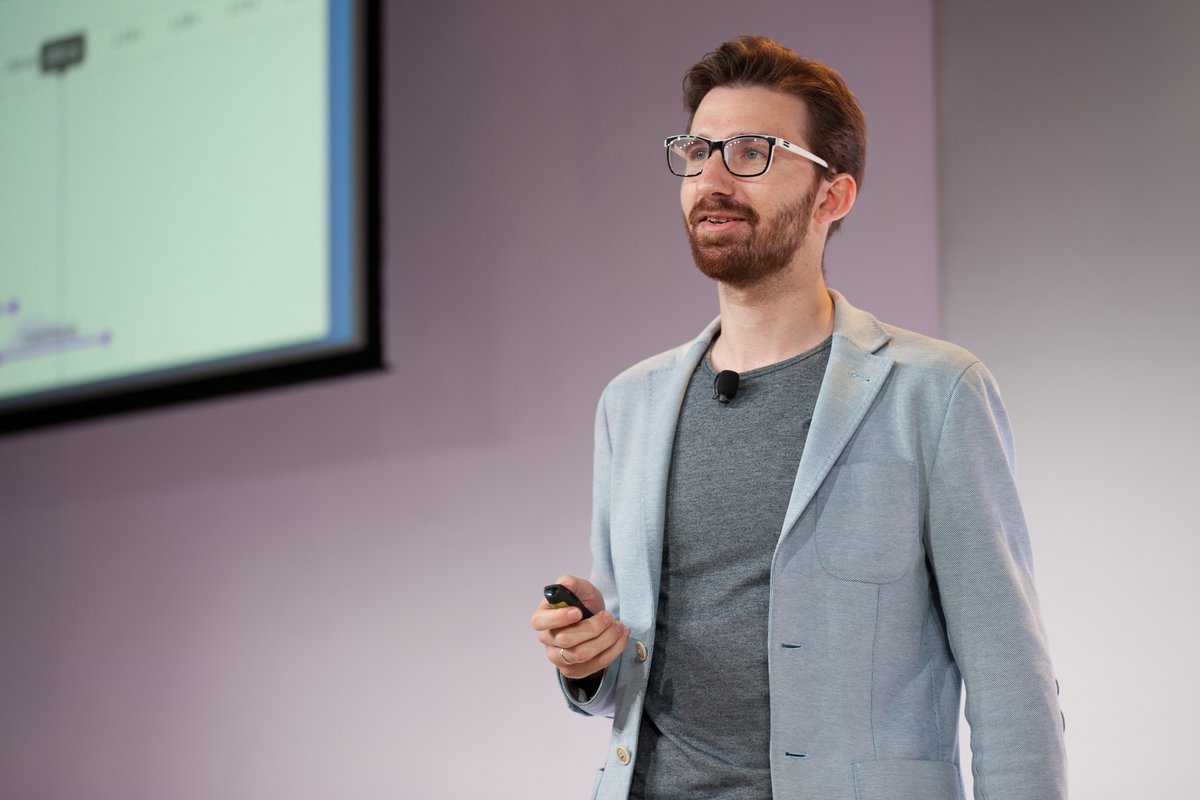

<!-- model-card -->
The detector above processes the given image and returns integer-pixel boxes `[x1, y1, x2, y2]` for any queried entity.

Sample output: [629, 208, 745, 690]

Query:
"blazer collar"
[827, 287, 891, 354]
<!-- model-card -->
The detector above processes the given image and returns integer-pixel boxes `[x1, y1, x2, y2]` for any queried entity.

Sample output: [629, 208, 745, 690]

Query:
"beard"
[684, 178, 819, 288]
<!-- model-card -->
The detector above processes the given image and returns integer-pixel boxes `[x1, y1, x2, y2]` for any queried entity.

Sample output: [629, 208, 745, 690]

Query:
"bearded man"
[530, 36, 1067, 800]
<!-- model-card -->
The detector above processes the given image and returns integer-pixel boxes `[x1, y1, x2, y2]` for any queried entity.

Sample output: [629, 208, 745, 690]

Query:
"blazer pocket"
[852, 759, 964, 800]
[815, 460, 919, 583]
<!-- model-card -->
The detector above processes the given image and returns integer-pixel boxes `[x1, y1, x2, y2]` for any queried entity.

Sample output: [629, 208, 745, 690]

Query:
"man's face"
[681, 85, 823, 288]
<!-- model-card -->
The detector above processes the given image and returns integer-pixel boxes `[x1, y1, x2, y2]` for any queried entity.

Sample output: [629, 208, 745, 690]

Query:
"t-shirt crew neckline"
[702, 333, 833, 380]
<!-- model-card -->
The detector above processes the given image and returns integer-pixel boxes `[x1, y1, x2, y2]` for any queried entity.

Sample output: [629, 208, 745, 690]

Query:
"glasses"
[664, 134, 829, 178]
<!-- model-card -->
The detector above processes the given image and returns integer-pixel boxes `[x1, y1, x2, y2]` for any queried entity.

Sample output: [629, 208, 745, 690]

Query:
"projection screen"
[0, 0, 380, 433]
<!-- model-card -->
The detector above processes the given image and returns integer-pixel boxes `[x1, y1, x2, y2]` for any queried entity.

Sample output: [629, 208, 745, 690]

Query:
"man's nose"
[692, 151, 737, 194]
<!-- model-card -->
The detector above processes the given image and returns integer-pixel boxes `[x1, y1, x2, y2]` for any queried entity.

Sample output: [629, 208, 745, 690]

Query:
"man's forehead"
[688, 85, 809, 141]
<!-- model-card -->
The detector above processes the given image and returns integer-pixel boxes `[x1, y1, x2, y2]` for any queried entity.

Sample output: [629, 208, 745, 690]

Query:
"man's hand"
[531, 574, 630, 680]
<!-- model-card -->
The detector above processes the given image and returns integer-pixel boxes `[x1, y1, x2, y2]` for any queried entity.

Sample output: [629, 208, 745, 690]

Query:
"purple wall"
[0, 2, 937, 797]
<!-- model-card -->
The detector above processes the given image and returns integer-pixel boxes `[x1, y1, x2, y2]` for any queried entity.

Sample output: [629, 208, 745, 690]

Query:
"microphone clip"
[713, 370, 740, 404]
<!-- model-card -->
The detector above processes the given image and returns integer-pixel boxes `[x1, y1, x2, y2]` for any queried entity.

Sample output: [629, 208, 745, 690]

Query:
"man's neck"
[709, 267, 834, 374]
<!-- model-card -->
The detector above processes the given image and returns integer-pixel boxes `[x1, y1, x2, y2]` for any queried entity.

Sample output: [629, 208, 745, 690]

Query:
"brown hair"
[683, 36, 867, 237]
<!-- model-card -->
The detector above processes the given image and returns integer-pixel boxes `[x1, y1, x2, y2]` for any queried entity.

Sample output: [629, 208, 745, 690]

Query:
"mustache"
[688, 197, 760, 226]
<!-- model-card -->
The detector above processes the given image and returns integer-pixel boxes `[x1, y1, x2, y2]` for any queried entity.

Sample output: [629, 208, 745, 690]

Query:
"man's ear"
[814, 173, 857, 226]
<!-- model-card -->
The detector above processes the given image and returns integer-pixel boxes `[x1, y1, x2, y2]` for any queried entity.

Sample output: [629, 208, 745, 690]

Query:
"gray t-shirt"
[629, 336, 831, 800]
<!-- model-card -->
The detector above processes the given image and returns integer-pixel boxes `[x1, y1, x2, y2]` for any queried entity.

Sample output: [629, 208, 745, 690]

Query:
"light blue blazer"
[564, 290, 1067, 800]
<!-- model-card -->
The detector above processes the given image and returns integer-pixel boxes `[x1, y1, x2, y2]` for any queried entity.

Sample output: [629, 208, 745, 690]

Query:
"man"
[530, 36, 1066, 800]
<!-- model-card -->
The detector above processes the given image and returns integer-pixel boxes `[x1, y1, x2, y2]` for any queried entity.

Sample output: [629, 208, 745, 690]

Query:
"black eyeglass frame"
[664, 133, 830, 178]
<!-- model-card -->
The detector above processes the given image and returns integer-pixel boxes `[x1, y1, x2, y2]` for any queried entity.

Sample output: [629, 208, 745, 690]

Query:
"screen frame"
[0, 0, 384, 436]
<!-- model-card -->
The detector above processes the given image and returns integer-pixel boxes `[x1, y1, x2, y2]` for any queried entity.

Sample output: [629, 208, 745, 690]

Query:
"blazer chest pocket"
[815, 460, 919, 584]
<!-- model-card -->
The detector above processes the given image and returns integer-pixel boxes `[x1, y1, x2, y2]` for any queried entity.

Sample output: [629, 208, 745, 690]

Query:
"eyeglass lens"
[667, 136, 773, 177]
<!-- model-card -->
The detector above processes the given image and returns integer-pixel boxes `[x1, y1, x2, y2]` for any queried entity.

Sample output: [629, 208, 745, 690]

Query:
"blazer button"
[615, 746, 631, 766]
[634, 640, 648, 663]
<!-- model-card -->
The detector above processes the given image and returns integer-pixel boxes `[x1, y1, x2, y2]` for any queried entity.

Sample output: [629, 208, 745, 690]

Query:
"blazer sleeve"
[557, 388, 622, 717]
[925, 361, 1067, 799]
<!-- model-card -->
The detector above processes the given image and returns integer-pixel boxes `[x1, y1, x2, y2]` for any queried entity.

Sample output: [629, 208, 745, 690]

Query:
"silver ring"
[560, 647, 576, 666]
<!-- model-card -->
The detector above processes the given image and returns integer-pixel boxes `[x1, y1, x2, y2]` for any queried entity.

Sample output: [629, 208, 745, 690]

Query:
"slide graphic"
[42, 32, 86, 74]
[0, 297, 113, 367]
[0, 33, 114, 373]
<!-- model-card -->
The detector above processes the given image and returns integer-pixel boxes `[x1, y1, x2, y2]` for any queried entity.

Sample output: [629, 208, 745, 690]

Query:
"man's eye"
[743, 148, 767, 160]
[684, 145, 709, 161]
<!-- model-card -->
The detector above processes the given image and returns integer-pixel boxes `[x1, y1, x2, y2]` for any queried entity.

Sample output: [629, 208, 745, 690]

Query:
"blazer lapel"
[778, 291, 895, 541]
[637, 320, 717, 601]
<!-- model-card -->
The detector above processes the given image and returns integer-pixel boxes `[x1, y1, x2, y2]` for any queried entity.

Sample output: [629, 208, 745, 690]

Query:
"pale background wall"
[0, 1, 938, 798]
[938, 0, 1200, 796]
[10, 2, 1193, 798]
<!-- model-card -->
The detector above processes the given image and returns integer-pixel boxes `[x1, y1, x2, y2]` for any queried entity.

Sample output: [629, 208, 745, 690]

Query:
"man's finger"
[552, 618, 626, 671]
[557, 625, 630, 680]
[538, 610, 616, 647]
[563, 618, 628, 663]
[530, 603, 583, 632]
[552, 574, 604, 615]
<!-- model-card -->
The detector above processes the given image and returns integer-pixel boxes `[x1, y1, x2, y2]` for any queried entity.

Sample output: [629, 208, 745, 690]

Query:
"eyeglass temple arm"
[775, 138, 829, 170]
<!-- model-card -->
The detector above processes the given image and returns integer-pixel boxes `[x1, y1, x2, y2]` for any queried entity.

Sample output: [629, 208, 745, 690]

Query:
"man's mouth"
[694, 214, 748, 234]
[689, 201, 757, 235]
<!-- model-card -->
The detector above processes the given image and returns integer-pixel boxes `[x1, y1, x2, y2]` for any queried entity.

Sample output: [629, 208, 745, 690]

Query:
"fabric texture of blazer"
[562, 290, 1067, 800]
